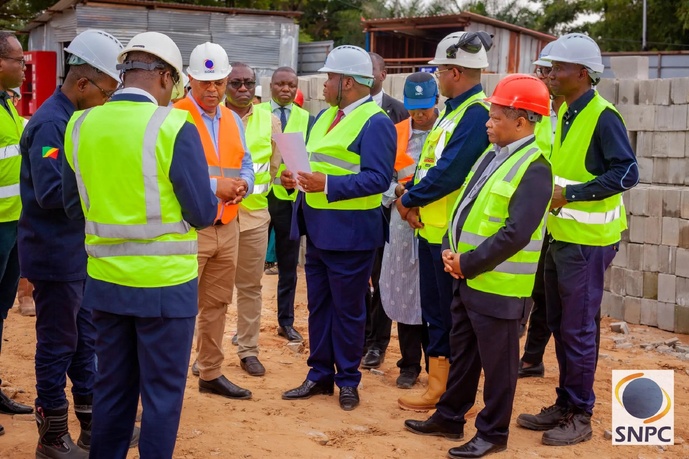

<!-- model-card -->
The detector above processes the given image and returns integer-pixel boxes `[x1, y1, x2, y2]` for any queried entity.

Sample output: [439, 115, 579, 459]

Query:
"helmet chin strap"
[336, 74, 343, 106]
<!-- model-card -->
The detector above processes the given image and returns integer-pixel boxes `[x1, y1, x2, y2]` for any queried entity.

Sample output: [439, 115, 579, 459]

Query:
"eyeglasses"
[536, 67, 552, 77]
[228, 80, 256, 89]
[446, 31, 494, 59]
[1, 55, 26, 67]
[87, 78, 116, 99]
[433, 68, 452, 78]
[197, 79, 227, 89]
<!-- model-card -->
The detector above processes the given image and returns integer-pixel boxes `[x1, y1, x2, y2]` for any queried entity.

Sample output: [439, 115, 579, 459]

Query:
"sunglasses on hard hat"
[446, 31, 494, 59]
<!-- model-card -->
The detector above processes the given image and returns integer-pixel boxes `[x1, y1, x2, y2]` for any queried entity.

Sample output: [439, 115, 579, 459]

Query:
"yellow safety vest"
[241, 107, 274, 211]
[0, 100, 24, 222]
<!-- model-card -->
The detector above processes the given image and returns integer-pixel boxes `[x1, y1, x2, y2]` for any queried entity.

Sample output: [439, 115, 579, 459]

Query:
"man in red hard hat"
[404, 74, 554, 458]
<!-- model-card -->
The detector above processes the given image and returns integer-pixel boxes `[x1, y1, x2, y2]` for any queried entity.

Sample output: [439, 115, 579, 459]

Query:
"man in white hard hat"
[0, 30, 32, 439]
[517, 33, 638, 447]
[224, 62, 282, 378]
[18, 30, 140, 458]
[61, 31, 220, 457]
[395, 30, 492, 413]
[280, 45, 396, 411]
[174, 42, 253, 400]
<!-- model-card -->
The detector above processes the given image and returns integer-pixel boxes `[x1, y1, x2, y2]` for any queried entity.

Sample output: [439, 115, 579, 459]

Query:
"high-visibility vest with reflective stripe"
[305, 102, 385, 210]
[0, 101, 24, 222]
[394, 118, 416, 184]
[547, 92, 626, 246]
[414, 92, 488, 243]
[241, 107, 273, 211]
[174, 97, 244, 224]
[64, 102, 198, 288]
[258, 102, 310, 202]
[449, 141, 550, 297]
[534, 109, 553, 160]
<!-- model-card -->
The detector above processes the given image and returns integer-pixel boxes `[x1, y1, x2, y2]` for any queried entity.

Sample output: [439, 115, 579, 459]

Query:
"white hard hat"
[543, 33, 604, 73]
[254, 85, 262, 99]
[65, 29, 124, 82]
[319, 45, 374, 79]
[533, 41, 555, 67]
[187, 42, 231, 81]
[118, 32, 185, 97]
[429, 31, 492, 69]
[9, 87, 21, 100]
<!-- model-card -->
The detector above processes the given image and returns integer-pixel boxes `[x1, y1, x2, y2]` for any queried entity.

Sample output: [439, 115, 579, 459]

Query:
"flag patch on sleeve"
[42, 147, 59, 159]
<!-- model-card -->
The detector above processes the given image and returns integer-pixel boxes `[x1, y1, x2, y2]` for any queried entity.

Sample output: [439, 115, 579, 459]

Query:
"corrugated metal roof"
[213, 32, 279, 68]
[77, 5, 147, 30]
[148, 9, 210, 33]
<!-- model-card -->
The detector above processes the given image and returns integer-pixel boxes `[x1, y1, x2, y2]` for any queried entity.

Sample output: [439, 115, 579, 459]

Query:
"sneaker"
[265, 265, 279, 275]
[542, 411, 593, 446]
[517, 404, 569, 431]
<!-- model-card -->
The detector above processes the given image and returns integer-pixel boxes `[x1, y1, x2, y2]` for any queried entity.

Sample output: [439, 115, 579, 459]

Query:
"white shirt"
[371, 90, 384, 108]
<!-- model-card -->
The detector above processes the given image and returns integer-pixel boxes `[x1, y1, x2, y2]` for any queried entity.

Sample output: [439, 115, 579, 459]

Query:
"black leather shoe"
[518, 361, 544, 378]
[339, 386, 359, 411]
[240, 356, 266, 376]
[396, 369, 419, 389]
[191, 360, 199, 377]
[361, 349, 384, 369]
[448, 435, 507, 458]
[199, 375, 252, 399]
[0, 389, 33, 414]
[404, 416, 464, 440]
[278, 326, 303, 342]
[282, 380, 334, 400]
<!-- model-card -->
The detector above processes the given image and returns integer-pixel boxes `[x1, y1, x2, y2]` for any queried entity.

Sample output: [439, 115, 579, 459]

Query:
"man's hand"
[229, 178, 247, 205]
[550, 185, 567, 211]
[395, 197, 410, 220]
[216, 178, 246, 203]
[297, 171, 326, 193]
[405, 207, 424, 229]
[280, 170, 297, 190]
[442, 249, 464, 279]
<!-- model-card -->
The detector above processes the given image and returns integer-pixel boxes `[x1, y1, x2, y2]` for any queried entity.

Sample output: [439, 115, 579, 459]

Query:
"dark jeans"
[521, 239, 550, 365]
[0, 221, 19, 321]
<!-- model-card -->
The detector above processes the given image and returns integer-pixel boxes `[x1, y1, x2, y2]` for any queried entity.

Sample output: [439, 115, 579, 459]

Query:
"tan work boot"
[17, 278, 36, 317]
[398, 356, 450, 411]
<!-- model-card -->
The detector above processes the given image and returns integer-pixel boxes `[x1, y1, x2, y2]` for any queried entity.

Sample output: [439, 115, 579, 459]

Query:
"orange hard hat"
[486, 74, 550, 116]
[294, 88, 304, 107]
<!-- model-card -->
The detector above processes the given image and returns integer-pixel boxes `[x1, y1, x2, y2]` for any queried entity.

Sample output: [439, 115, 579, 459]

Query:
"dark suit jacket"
[381, 93, 409, 124]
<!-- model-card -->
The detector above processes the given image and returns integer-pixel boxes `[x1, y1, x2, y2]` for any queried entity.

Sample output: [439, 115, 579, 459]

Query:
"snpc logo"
[612, 370, 673, 445]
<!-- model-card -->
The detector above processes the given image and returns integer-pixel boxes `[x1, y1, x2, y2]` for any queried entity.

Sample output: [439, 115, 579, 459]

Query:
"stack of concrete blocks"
[603, 76, 689, 334]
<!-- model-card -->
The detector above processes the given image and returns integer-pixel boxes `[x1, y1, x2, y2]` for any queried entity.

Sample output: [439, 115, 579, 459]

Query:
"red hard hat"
[294, 88, 304, 107]
[486, 74, 550, 116]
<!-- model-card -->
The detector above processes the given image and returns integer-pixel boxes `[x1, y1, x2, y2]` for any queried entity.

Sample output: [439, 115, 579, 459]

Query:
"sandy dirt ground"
[1, 268, 688, 459]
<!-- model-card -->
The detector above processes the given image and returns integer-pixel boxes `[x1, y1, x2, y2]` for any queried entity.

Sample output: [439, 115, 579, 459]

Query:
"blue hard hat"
[403, 72, 438, 110]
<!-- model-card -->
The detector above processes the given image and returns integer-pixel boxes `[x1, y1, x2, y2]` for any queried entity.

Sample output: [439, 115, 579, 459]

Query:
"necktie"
[327, 110, 345, 133]
[279, 106, 287, 132]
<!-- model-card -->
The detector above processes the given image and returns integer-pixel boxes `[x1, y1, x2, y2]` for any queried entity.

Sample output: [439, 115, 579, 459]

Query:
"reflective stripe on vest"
[547, 92, 626, 246]
[414, 92, 488, 243]
[0, 101, 24, 222]
[0, 183, 19, 198]
[241, 107, 274, 210]
[0, 144, 19, 159]
[304, 102, 385, 211]
[208, 165, 241, 177]
[449, 142, 550, 297]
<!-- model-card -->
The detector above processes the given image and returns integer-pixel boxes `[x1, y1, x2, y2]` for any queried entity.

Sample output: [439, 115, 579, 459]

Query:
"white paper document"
[273, 132, 311, 174]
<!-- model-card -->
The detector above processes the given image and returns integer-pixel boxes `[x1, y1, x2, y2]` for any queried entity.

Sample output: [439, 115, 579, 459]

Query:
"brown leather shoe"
[240, 356, 265, 376]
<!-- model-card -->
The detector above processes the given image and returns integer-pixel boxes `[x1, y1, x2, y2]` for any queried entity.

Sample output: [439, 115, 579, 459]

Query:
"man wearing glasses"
[18, 30, 134, 457]
[62, 32, 218, 457]
[174, 42, 254, 400]
[0, 30, 33, 439]
[225, 62, 282, 378]
[395, 31, 492, 412]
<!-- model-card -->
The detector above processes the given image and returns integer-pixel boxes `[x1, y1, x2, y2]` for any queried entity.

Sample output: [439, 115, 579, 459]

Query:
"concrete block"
[637, 157, 653, 183]
[643, 271, 658, 299]
[675, 305, 689, 334]
[602, 291, 624, 319]
[642, 243, 659, 272]
[636, 132, 653, 158]
[676, 248, 689, 278]
[652, 159, 687, 185]
[626, 242, 643, 270]
[647, 188, 663, 217]
[655, 78, 672, 105]
[382, 74, 393, 95]
[657, 302, 675, 332]
[619, 104, 655, 131]
[682, 189, 689, 219]
[625, 269, 644, 297]
[651, 132, 669, 157]
[297, 77, 310, 98]
[644, 217, 662, 244]
[308, 75, 326, 100]
[617, 78, 639, 104]
[641, 299, 658, 326]
[658, 273, 677, 303]
[624, 297, 642, 324]
[679, 220, 689, 249]
[612, 240, 628, 268]
[628, 215, 646, 243]
[677, 276, 689, 307]
[611, 56, 648, 80]
[596, 78, 617, 104]
[658, 245, 677, 275]
[628, 187, 648, 216]
[604, 268, 612, 290]
[654, 105, 672, 131]
[638, 79, 656, 104]
[610, 321, 630, 333]
[661, 217, 680, 246]
[668, 132, 687, 158]
[671, 105, 689, 130]
[609, 266, 626, 296]
[670, 77, 689, 104]
[390, 74, 406, 101]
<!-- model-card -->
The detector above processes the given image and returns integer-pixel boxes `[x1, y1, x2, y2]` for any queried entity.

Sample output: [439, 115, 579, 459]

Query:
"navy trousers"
[90, 311, 194, 459]
[268, 191, 300, 328]
[434, 286, 520, 446]
[417, 237, 453, 358]
[304, 239, 374, 388]
[0, 221, 19, 321]
[521, 239, 550, 365]
[33, 280, 95, 410]
[545, 240, 616, 414]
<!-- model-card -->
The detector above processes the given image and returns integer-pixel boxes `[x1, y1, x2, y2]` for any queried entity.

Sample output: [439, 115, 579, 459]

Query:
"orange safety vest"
[394, 118, 416, 184]
[174, 97, 245, 224]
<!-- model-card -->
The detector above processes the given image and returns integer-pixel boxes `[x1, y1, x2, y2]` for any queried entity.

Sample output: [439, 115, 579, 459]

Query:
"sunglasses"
[446, 31, 494, 59]
[228, 80, 256, 89]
